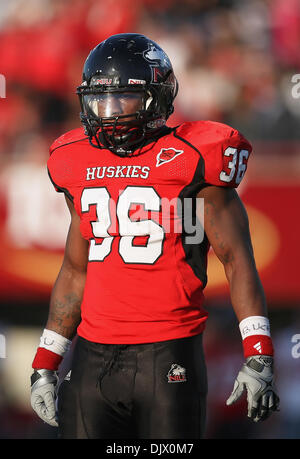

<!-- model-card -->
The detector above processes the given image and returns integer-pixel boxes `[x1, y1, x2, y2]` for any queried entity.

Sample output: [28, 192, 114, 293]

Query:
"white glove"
[226, 355, 280, 422]
[30, 369, 59, 427]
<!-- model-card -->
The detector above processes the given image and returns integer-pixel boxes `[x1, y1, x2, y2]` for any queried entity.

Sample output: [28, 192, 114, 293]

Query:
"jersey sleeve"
[47, 166, 64, 193]
[201, 127, 252, 188]
[47, 140, 66, 194]
[47, 128, 86, 199]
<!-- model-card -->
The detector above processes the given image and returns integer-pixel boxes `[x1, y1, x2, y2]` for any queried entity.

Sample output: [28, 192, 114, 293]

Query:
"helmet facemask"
[77, 83, 169, 156]
[81, 87, 157, 156]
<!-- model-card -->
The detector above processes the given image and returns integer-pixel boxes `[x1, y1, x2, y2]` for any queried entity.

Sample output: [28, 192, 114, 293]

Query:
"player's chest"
[69, 141, 200, 242]
[70, 139, 199, 204]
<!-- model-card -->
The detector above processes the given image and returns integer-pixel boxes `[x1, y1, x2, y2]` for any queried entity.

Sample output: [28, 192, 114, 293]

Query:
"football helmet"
[77, 33, 178, 156]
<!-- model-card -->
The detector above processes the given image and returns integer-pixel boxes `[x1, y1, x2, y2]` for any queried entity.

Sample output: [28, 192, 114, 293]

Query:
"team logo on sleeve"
[156, 148, 183, 167]
[167, 364, 187, 383]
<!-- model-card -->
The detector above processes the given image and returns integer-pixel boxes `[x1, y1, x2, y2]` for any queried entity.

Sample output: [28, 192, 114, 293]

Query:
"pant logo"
[167, 363, 187, 383]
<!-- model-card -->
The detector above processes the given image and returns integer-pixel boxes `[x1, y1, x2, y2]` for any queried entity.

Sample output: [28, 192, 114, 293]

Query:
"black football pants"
[57, 334, 207, 439]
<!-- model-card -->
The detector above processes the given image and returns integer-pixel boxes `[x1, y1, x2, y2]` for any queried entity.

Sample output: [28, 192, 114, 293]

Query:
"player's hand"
[30, 369, 59, 427]
[226, 355, 280, 422]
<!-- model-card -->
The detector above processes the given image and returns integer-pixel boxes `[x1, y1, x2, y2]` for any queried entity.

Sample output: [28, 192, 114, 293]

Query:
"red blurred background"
[0, 0, 299, 439]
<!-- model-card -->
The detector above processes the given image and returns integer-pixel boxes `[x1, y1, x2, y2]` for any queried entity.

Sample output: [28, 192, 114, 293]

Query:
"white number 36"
[219, 147, 249, 185]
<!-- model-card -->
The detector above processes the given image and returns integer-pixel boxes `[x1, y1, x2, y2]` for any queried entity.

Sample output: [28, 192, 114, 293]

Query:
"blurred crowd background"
[0, 0, 299, 439]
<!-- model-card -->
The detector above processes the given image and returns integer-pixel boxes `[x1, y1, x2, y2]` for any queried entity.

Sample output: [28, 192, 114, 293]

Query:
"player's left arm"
[197, 185, 280, 421]
[198, 186, 266, 320]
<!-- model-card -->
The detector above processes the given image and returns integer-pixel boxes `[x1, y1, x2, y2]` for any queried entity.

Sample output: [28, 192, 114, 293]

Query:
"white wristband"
[39, 329, 72, 356]
[239, 316, 271, 340]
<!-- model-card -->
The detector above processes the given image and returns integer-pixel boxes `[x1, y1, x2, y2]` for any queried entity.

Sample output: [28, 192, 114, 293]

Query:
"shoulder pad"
[49, 127, 87, 155]
[175, 120, 238, 144]
[175, 121, 252, 188]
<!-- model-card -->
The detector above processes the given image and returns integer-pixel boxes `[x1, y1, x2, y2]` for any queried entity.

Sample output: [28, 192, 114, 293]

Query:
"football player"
[30, 33, 279, 438]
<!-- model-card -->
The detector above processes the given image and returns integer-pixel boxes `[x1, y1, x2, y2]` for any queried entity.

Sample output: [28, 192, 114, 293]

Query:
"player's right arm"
[30, 195, 88, 426]
[45, 195, 88, 340]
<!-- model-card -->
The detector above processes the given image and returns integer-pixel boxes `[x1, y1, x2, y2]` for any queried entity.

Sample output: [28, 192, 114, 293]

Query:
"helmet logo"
[128, 78, 146, 85]
[93, 78, 112, 85]
[143, 44, 166, 63]
[142, 43, 171, 83]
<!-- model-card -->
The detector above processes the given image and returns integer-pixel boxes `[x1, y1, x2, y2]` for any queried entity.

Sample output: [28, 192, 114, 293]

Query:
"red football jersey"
[48, 121, 252, 344]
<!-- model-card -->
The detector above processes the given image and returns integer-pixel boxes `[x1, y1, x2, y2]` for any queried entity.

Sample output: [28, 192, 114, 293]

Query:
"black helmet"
[76, 33, 178, 156]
